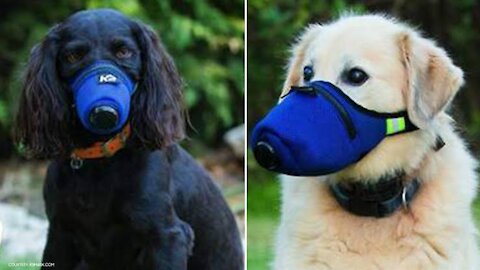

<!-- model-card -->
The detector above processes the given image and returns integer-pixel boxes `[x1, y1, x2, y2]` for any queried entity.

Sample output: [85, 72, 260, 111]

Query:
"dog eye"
[303, 65, 314, 82]
[65, 52, 83, 64]
[342, 68, 369, 86]
[115, 47, 132, 59]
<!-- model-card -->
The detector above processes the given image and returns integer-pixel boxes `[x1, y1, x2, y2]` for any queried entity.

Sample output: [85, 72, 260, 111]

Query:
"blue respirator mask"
[69, 61, 137, 135]
[251, 81, 418, 176]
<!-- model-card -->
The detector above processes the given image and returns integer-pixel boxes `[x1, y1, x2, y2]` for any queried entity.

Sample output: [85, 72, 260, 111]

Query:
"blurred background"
[0, 0, 244, 268]
[247, 0, 480, 269]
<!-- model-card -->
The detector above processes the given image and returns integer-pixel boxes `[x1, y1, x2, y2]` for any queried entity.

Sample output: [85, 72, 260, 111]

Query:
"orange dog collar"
[70, 124, 131, 169]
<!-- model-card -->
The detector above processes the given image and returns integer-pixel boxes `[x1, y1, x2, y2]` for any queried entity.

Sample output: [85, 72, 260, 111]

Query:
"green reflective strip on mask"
[386, 117, 406, 135]
[397, 117, 406, 132]
[386, 119, 394, 135]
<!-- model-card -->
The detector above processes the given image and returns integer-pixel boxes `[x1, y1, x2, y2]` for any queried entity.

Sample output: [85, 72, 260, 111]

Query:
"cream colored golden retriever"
[273, 14, 479, 270]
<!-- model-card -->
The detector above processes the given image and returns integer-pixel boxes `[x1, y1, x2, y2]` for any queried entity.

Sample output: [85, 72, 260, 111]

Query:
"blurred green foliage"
[247, 150, 280, 269]
[0, 0, 244, 159]
[247, 1, 480, 269]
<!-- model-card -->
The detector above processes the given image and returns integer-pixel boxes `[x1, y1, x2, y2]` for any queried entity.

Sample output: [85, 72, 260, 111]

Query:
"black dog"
[13, 9, 243, 270]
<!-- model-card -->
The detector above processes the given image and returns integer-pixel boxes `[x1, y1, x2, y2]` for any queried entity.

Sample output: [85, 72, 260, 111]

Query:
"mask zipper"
[315, 88, 356, 139]
[290, 86, 357, 140]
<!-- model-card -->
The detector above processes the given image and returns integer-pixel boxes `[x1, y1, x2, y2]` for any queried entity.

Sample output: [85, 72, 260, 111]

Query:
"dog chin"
[333, 128, 436, 184]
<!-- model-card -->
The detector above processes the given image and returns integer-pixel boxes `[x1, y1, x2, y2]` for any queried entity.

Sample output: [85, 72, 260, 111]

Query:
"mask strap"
[385, 115, 418, 136]
[386, 117, 445, 151]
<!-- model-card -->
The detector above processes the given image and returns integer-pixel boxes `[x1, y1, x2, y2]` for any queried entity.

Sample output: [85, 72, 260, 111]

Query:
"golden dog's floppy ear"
[281, 24, 322, 97]
[399, 31, 464, 128]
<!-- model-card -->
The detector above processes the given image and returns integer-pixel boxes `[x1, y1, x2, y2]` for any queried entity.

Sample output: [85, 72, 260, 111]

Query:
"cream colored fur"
[273, 14, 479, 270]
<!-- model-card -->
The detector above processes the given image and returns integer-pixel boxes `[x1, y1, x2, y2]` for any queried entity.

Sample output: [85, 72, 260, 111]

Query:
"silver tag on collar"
[70, 157, 84, 170]
[401, 186, 409, 211]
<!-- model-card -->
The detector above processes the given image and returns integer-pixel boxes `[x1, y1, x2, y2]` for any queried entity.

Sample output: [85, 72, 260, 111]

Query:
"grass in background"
[247, 216, 277, 269]
[247, 152, 280, 270]
[0, 255, 39, 270]
[474, 198, 480, 228]
[474, 198, 480, 247]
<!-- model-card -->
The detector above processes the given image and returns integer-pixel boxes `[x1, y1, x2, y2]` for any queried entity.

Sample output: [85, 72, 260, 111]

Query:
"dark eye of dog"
[115, 47, 133, 59]
[303, 65, 314, 82]
[65, 51, 84, 64]
[343, 67, 369, 86]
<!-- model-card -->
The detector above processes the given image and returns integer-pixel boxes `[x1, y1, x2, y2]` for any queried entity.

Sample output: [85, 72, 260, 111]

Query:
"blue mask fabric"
[251, 81, 418, 176]
[69, 60, 137, 135]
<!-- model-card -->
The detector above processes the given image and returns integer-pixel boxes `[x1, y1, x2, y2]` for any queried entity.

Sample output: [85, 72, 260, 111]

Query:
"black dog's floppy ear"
[131, 22, 185, 149]
[13, 24, 72, 159]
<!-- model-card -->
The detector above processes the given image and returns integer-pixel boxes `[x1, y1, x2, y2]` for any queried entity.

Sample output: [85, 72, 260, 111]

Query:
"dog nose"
[253, 141, 279, 170]
[89, 106, 119, 131]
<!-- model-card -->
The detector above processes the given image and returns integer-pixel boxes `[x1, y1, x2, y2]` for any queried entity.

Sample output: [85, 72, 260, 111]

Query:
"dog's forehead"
[63, 9, 133, 38]
[306, 16, 402, 66]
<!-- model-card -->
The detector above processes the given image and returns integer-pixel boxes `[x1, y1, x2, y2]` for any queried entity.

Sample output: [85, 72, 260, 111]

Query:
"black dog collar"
[329, 136, 445, 218]
[329, 173, 420, 218]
